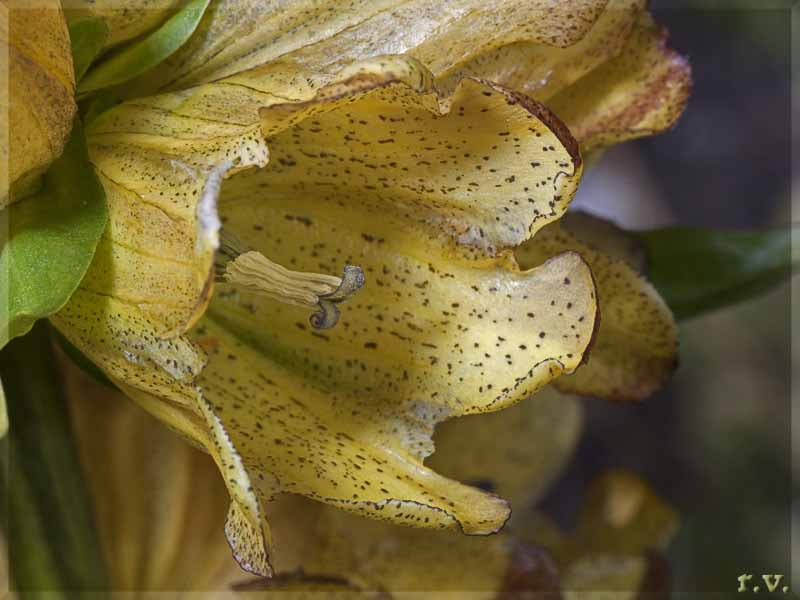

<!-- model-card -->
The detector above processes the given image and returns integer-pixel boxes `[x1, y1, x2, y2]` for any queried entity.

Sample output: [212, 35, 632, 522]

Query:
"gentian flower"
[32, 0, 689, 575]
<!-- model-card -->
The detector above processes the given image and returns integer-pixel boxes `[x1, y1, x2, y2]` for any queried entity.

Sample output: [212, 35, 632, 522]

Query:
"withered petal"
[436, 0, 646, 101]
[547, 12, 692, 151]
[129, 0, 609, 94]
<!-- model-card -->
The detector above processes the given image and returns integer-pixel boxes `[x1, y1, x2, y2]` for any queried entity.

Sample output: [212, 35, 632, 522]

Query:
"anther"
[216, 232, 364, 329]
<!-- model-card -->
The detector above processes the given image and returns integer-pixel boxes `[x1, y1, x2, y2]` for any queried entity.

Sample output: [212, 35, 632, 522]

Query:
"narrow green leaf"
[639, 226, 797, 320]
[0, 119, 107, 348]
[0, 322, 110, 597]
[1, 438, 68, 600]
[67, 16, 109, 82]
[77, 0, 211, 94]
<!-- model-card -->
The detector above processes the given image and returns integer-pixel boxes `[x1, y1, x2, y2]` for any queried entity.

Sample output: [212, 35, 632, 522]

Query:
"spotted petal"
[125, 0, 607, 94]
[77, 67, 272, 337]
[435, 2, 690, 151]
[547, 12, 691, 151]
[435, 0, 646, 100]
[516, 212, 678, 402]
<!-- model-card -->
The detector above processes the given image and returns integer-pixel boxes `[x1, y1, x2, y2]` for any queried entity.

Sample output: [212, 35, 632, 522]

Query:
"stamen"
[216, 234, 364, 330]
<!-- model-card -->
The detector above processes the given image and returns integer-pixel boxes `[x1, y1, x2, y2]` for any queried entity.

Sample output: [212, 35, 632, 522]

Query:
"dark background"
[540, 5, 794, 593]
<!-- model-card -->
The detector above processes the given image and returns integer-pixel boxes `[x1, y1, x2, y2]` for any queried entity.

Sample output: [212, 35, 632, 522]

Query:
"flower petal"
[195, 316, 514, 535]
[2, 0, 76, 207]
[547, 12, 691, 151]
[516, 212, 678, 402]
[132, 0, 608, 93]
[62, 346, 525, 596]
[53, 290, 275, 575]
[436, 0, 646, 100]
[249, 56, 583, 257]
[52, 288, 207, 393]
[193, 253, 594, 538]
[82, 83, 271, 336]
[434, 5, 691, 152]
[428, 386, 583, 511]
[557, 210, 646, 270]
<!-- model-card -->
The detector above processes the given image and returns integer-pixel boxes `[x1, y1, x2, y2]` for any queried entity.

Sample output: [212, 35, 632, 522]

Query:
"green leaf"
[0, 322, 110, 597]
[68, 16, 109, 82]
[76, 0, 211, 95]
[0, 119, 107, 348]
[639, 226, 797, 320]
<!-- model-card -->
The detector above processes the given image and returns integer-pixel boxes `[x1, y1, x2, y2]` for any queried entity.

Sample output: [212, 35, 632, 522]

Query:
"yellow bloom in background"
[39, 0, 690, 576]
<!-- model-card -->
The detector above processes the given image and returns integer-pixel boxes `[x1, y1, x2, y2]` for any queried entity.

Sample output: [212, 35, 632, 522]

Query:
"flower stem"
[0, 321, 110, 598]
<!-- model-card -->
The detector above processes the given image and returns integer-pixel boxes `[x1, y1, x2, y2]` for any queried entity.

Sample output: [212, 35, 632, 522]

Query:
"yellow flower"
[49, 0, 689, 576]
